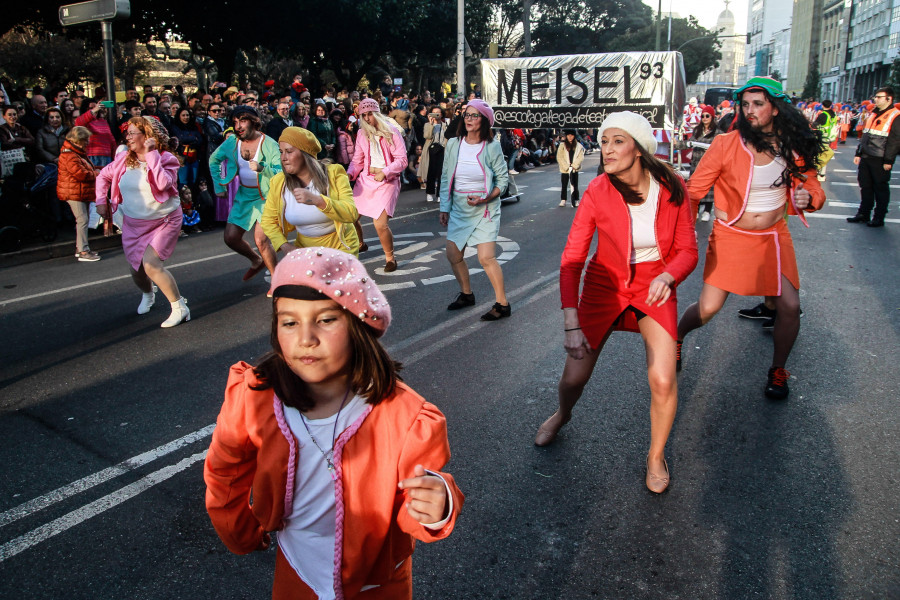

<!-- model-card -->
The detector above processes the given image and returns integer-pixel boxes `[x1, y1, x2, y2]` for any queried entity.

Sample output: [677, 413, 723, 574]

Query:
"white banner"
[480, 52, 686, 131]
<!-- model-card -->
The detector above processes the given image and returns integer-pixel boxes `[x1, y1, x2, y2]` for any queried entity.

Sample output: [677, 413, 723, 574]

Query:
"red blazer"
[560, 173, 698, 308]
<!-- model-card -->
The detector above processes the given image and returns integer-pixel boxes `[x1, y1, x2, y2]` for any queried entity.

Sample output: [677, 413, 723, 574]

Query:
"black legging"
[561, 171, 579, 201]
[426, 146, 445, 196]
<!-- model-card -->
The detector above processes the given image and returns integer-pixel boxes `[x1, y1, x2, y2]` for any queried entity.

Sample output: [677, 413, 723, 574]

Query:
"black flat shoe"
[867, 219, 885, 227]
[447, 292, 475, 310]
[481, 302, 511, 321]
[847, 214, 870, 223]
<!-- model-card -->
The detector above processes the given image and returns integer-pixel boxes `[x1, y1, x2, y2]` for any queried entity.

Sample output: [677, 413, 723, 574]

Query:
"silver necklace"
[299, 387, 351, 481]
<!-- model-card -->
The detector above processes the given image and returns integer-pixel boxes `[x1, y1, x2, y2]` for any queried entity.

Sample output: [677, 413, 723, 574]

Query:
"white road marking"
[376, 281, 417, 291]
[421, 274, 456, 285]
[0, 451, 208, 561]
[806, 213, 900, 223]
[0, 253, 234, 308]
[0, 424, 215, 529]
[544, 187, 563, 191]
[825, 201, 860, 208]
[829, 182, 900, 188]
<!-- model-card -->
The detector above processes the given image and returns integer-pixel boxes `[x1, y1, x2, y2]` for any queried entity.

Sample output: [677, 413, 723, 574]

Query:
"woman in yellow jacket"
[262, 127, 360, 257]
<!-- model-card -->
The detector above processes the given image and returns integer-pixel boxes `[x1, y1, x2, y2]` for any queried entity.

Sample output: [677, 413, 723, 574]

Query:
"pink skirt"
[122, 206, 183, 270]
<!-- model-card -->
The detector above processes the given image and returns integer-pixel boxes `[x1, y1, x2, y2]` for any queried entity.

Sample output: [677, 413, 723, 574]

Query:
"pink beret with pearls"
[268, 247, 391, 336]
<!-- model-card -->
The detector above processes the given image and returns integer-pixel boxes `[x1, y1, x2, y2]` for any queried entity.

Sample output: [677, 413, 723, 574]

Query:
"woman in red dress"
[534, 112, 698, 493]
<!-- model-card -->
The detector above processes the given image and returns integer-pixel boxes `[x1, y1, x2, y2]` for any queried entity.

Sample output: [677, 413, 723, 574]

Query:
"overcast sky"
[643, 0, 749, 34]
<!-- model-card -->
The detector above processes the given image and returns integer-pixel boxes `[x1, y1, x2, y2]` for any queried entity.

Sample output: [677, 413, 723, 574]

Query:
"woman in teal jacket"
[439, 100, 510, 321]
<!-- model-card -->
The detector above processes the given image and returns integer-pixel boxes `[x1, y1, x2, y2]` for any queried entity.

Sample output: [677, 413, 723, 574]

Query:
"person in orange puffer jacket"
[57, 126, 100, 262]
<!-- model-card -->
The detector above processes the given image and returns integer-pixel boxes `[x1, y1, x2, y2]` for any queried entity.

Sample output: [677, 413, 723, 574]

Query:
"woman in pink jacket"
[96, 116, 190, 328]
[346, 98, 407, 272]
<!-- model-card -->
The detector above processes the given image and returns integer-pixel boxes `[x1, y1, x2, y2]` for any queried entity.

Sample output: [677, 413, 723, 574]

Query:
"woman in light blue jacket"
[439, 100, 510, 321]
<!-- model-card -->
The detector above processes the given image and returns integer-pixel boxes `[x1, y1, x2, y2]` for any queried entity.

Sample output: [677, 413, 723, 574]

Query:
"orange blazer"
[686, 131, 826, 228]
[204, 362, 464, 599]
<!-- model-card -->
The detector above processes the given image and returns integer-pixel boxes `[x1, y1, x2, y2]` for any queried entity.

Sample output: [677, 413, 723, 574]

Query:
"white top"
[237, 138, 262, 187]
[453, 140, 486, 194]
[118, 164, 178, 220]
[628, 177, 661, 264]
[369, 138, 386, 169]
[280, 395, 369, 600]
[283, 182, 335, 238]
[747, 156, 788, 212]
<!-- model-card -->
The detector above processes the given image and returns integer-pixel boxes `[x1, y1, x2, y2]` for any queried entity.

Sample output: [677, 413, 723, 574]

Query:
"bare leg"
[130, 263, 153, 293]
[353, 219, 365, 246]
[224, 223, 262, 266]
[446, 240, 471, 294]
[475, 242, 508, 305]
[535, 328, 612, 444]
[141, 246, 180, 302]
[252, 222, 277, 273]
[771, 276, 801, 368]
[372, 211, 394, 262]
[638, 316, 678, 479]
[677, 283, 730, 340]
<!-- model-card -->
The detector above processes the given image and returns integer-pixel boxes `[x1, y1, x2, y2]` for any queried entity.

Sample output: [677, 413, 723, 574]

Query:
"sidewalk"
[0, 225, 124, 269]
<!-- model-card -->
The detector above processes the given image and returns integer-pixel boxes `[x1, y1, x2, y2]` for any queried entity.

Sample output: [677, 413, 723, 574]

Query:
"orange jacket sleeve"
[395, 401, 464, 541]
[204, 366, 268, 555]
[686, 134, 725, 218]
[559, 185, 599, 309]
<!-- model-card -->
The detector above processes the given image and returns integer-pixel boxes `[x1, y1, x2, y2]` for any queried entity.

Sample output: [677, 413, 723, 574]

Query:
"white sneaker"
[701, 211, 711, 222]
[137, 287, 156, 314]
[426, 194, 434, 202]
[559, 200, 566, 207]
[161, 297, 190, 328]
[508, 169, 519, 175]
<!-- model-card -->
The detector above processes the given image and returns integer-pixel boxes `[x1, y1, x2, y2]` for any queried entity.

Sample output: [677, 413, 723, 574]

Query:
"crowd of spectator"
[0, 76, 599, 251]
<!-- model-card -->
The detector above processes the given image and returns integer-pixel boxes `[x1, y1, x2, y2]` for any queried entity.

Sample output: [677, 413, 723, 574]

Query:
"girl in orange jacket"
[204, 247, 464, 600]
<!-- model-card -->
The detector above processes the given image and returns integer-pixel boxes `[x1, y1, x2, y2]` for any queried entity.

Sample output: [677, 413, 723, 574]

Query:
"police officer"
[849, 87, 900, 227]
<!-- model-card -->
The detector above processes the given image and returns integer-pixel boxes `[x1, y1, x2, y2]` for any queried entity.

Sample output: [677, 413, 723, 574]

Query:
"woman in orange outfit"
[677, 77, 825, 400]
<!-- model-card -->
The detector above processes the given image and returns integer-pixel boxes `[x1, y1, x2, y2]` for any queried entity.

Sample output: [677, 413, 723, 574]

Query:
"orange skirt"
[703, 218, 798, 296]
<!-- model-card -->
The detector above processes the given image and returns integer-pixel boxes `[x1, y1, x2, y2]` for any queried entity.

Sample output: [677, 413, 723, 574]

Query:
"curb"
[0, 232, 123, 269]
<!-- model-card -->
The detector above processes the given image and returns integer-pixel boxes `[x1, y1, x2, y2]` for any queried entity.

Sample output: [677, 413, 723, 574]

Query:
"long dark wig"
[606, 140, 686, 206]
[251, 290, 402, 412]
[735, 91, 825, 185]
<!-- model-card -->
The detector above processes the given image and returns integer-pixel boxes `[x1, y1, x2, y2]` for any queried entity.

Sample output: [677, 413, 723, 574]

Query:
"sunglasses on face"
[463, 113, 481, 120]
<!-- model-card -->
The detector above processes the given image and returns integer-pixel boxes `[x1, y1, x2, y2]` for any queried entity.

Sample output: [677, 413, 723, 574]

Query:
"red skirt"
[578, 259, 679, 346]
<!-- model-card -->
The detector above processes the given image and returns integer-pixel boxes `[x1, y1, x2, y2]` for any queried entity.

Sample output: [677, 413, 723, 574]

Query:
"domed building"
[688, 1, 747, 97]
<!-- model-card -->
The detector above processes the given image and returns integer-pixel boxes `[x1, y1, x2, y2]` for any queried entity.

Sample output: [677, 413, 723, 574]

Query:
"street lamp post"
[457, 0, 465, 98]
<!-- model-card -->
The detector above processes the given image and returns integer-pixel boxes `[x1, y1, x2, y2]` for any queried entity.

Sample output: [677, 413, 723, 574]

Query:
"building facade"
[846, 0, 897, 100]
[787, 0, 826, 96]
[745, 0, 794, 77]
[819, 0, 853, 101]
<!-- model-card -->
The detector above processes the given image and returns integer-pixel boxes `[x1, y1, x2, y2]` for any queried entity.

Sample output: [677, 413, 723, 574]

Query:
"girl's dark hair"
[735, 92, 824, 182]
[606, 140, 685, 206]
[250, 297, 402, 412]
[455, 112, 493, 142]
[692, 118, 716, 139]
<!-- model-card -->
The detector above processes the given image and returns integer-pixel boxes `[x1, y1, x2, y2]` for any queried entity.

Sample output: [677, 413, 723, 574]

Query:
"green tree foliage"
[0, 28, 150, 90]
[529, 0, 654, 56]
[802, 60, 821, 99]
[613, 16, 722, 84]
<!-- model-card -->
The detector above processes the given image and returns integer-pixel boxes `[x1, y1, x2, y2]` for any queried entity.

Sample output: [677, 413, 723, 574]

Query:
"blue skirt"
[446, 191, 501, 249]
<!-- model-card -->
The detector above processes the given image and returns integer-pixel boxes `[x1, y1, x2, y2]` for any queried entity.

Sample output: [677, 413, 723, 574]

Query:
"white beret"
[598, 111, 658, 155]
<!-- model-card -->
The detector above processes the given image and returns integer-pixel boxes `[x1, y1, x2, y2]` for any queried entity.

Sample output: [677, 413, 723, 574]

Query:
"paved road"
[0, 144, 897, 599]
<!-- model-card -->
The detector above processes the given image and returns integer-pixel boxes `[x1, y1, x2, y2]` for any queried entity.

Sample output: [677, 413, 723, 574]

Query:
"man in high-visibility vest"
[849, 86, 900, 227]
[813, 100, 840, 181]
